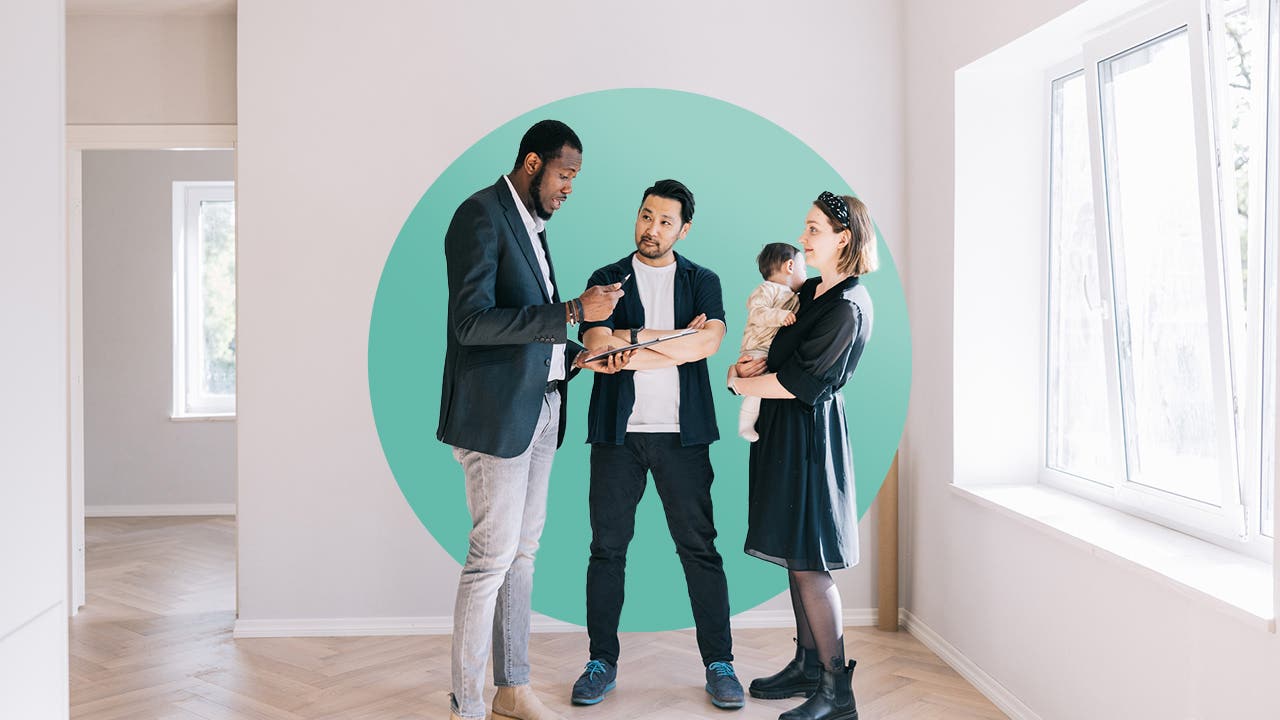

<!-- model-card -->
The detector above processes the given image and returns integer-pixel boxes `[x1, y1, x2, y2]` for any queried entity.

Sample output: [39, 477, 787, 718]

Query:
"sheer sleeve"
[775, 299, 860, 406]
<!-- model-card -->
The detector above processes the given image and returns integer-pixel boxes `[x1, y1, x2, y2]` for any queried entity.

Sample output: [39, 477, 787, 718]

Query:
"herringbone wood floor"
[70, 517, 1006, 720]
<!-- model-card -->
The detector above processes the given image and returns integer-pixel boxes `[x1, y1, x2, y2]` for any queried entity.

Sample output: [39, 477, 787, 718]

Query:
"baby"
[738, 242, 808, 441]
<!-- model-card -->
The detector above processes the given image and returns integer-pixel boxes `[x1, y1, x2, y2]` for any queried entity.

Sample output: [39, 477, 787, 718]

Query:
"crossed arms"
[581, 314, 725, 370]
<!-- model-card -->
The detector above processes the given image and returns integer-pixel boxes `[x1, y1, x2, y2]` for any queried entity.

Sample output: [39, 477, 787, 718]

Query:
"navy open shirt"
[578, 252, 726, 447]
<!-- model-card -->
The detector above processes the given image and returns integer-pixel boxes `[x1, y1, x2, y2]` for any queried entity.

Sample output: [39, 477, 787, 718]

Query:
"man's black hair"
[512, 120, 582, 171]
[756, 242, 801, 280]
[640, 179, 695, 226]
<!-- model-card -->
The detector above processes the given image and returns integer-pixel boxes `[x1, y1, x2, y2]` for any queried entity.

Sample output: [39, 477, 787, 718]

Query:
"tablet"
[581, 329, 698, 364]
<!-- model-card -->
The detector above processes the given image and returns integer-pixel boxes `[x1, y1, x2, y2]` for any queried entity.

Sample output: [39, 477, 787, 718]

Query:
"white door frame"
[66, 124, 237, 615]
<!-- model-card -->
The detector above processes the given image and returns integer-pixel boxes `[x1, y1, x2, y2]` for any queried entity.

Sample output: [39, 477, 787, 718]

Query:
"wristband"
[574, 298, 585, 324]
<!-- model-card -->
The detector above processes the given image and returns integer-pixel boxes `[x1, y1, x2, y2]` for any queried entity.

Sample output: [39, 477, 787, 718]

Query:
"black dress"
[745, 275, 872, 571]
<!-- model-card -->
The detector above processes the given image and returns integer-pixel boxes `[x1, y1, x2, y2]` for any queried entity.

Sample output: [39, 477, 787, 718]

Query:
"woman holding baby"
[727, 191, 877, 720]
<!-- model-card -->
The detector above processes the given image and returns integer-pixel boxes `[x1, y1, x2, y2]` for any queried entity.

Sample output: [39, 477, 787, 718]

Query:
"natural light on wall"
[172, 180, 236, 418]
[954, 0, 1278, 620]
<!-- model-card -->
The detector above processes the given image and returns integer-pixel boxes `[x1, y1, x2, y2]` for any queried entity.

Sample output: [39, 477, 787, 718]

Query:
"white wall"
[0, 0, 69, 717]
[82, 149, 237, 511]
[236, 0, 905, 626]
[903, 0, 1280, 718]
[67, 13, 236, 125]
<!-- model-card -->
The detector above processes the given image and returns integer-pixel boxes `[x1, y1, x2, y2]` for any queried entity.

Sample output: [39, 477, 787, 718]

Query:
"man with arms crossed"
[571, 179, 744, 710]
[438, 120, 627, 720]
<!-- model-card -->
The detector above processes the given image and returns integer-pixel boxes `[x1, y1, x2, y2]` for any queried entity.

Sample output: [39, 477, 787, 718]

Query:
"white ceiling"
[67, 0, 235, 15]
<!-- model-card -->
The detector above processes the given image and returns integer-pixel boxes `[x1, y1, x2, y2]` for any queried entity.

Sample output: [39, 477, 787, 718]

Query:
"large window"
[1045, 0, 1278, 553]
[173, 181, 236, 418]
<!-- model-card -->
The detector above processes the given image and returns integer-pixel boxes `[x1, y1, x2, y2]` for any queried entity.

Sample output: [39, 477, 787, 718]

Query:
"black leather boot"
[777, 660, 858, 720]
[749, 641, 822, 699]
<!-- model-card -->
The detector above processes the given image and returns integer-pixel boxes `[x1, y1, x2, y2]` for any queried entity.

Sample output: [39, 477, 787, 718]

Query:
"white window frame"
[1260, 0, 1280, 537]
[1204, 0, 1275, 543]
[1090, 0, 1245, 539]
[1043, 58, 1121, 490]
[1040, 0, 1280, 557]
[172, 181, 236, 419]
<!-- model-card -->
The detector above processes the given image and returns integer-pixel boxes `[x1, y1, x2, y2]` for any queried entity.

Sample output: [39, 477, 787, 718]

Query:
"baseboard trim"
[900, 609, 1040, 720]
[729, 607, 879, 629]
[86, 503, 236, 517]
[233, 607, 880, 639]
[234, 616, 456, 638]
[233, 614, 584, 639]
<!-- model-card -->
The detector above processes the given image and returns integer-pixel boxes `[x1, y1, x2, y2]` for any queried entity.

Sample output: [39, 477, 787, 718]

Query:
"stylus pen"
[621, 274, 631, 284]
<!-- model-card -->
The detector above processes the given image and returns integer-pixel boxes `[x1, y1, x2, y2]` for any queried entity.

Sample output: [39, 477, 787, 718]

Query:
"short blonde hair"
[814, 194, 879, 276]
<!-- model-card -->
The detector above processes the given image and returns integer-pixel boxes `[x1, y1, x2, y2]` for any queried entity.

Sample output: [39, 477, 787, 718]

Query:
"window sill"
[169, 414, 236, 423]
[951, 483, 1275, 630]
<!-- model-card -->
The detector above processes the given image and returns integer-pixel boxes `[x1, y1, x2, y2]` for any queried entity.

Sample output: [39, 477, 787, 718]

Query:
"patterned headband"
[817, 191, 851, 229]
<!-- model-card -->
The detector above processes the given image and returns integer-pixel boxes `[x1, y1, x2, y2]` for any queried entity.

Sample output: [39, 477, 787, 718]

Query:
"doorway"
[67, 126, 237, 614]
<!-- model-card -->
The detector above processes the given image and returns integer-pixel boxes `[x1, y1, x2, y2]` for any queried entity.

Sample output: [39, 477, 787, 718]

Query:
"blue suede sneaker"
[705, 661, 745, 709]
[571, 659, 617, 705]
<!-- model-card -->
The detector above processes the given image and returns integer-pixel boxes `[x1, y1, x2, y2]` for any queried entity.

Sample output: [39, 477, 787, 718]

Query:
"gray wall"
[83, 149, 236, 510]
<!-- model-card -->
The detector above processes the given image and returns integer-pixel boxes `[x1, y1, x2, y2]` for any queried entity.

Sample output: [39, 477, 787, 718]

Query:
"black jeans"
[586, 433, 733, 667]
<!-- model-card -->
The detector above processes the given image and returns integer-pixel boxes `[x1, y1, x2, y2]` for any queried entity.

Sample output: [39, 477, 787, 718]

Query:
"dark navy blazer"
[437, 178, 584, 458]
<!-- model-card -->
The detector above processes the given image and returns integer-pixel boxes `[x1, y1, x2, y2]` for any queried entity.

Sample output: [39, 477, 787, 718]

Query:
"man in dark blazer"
[438, 120, 625, 720]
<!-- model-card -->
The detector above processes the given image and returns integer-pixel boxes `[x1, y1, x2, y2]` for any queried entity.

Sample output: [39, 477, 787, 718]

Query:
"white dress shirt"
[503, 175, 565, 382]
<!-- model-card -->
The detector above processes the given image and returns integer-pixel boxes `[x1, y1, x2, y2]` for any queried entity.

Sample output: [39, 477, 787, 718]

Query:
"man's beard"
[530, 165, 552, 221]
[636, 238, 667, 259]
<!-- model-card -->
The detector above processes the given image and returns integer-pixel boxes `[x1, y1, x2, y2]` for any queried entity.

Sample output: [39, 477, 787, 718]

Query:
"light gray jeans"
[450, 391, 559, 719]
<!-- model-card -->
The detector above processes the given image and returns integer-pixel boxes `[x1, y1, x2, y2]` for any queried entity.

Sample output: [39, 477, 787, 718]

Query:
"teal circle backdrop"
[369, 88, 911, 631]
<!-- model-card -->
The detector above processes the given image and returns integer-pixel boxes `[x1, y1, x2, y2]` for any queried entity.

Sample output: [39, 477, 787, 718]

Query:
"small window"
[172, 181, 236, 418]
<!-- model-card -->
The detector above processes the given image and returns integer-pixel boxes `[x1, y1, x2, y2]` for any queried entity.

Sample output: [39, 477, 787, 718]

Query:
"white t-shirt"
[503, 175, 565, 382]
[627, 255, 680, 432]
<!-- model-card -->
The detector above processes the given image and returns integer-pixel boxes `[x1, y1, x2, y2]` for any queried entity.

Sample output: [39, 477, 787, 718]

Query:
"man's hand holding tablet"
[580, 328, 698, 364]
